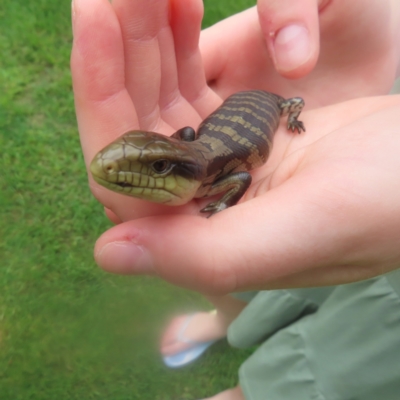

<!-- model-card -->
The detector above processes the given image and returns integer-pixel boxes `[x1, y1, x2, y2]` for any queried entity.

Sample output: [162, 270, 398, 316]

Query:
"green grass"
[0, 0, 256, 399]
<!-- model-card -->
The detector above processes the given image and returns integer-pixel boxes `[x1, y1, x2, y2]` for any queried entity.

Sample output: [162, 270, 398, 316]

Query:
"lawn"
[0, 0, 256, 399]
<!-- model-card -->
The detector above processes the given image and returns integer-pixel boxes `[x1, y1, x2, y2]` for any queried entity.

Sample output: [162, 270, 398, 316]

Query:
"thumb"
[93, 174, 342, 294]
[257, 0, 324, 77]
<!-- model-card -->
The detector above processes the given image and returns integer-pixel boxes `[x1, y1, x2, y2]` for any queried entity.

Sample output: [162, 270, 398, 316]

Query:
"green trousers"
[228, 269, 400, 400]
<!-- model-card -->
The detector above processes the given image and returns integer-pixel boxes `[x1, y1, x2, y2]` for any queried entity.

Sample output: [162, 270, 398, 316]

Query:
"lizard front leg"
[200, 172, 252, 217]
[278, 97, 306, 133]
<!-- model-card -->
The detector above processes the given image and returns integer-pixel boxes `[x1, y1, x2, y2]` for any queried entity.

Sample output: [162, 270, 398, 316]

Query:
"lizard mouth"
[115, 182, 135, 188]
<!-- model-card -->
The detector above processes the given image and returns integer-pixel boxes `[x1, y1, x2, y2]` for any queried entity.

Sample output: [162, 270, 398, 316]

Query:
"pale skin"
[71, 0, 400, 399]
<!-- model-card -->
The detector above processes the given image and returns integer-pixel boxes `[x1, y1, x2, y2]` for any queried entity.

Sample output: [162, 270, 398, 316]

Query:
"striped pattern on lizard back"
[192, 90, 282, 198]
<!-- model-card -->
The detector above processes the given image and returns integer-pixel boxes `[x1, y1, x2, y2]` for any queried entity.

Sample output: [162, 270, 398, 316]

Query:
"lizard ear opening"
[173, 161, 206, 181]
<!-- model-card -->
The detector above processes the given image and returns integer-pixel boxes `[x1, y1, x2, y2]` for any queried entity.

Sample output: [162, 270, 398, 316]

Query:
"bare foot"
[204, 385, 244, 400]
[160, 310, 228, 356]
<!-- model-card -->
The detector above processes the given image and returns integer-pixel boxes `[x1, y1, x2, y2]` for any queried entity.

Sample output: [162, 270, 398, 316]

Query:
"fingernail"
[273, 24, 311, 72]
[95, 241, 154, 274]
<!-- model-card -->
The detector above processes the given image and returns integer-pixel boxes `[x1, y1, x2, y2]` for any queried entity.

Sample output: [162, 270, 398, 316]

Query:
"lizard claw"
[287, 120, 306, 134]
[200, 201, 227, 217]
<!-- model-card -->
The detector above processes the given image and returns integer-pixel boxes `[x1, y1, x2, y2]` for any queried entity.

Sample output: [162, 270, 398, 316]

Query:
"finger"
[71, 0, 146, 218]
[112, 0, 203, 131]
[170, 0, 222, 118]
[71, 0, 138, 166]
[257, 0, 324, 78]
[111, 0, 168, 131]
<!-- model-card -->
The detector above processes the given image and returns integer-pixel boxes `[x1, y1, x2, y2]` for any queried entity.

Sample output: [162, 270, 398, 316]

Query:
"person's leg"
[204, 385, 244, 400]
[160, 294, 247, 356]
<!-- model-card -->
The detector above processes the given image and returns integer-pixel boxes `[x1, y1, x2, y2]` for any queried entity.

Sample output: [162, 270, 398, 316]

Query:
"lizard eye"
[152, 159, 172, 174]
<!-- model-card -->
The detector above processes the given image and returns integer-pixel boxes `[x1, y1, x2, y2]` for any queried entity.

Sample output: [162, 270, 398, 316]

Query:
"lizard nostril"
[103, 160, 118, 174]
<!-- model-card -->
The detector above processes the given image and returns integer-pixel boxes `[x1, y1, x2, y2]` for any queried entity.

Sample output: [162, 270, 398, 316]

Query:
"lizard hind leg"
[278, 97, 306, 133]
[200, 172, 252, 217]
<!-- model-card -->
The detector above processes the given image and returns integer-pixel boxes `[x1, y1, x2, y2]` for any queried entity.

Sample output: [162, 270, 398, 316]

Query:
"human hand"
[202, 0, 400, 105]
[93, 95, 400, 292]
[72, 0, 400, 290]
[71, 0, 223, 222]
